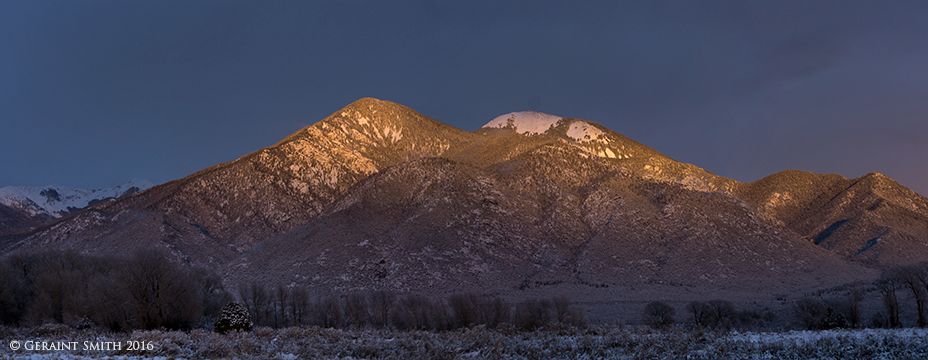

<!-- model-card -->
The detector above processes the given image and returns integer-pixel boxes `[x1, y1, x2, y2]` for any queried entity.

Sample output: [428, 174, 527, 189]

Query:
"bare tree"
[845, 288, 864, 328]
[877, 273, 902, 328]
[121, 249, 202, 330]
[275, 284, 289, 328]
[315, 296, 343, 328]
[344, 293, 370, 328]
[392, 294, 447, 331]
[643, 301, 675, 329]
[192, 267, 230, 325]
[893, 265, 927, 327]
[239, 282, 269, 327]
[369, 290, 395, 328]
[914, 262, 928, 326]
[552, 296, 570, 324]
[551, 296, 585, 327]
[709, 300, 736, 330]
[688, 300, 735, 330]
[793, 297, 826, 330]
[289, 286, 309, 326]
[87, 271, 130, 331]
[688, 301, 710, 328]
[449, 293, 479, 328]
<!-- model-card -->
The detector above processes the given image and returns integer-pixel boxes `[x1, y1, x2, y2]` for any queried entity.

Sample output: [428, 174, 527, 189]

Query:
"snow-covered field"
[2, 324, 926, 359]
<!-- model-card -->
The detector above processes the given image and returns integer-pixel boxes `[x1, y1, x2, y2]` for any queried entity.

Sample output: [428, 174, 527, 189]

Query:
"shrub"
[552, 296, 586, 327]
[820, 305, 849, 330]
[793, 297, 826, 330]
[214, 302, 253, 334]
[706, 300, 736, 330]
[643, 301, 675, 329]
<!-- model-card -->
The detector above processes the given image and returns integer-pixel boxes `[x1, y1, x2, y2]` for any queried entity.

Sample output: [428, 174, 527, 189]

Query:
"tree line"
[792, 262, 928, 330]
[0, 249, 586, 332]
[16, 249, 928, 332]
[0, 249, 229, 331]
[641, 262, 928, 331]
[642, 299, 776, 331]
[233, 282, 586, 331]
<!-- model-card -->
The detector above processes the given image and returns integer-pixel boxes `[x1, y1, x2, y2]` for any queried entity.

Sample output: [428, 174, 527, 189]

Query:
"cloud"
[737, 33, 845, 96]
[763, 35, 844, 81]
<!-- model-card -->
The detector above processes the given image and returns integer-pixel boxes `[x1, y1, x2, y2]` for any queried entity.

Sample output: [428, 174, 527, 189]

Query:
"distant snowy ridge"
[482, 111, 563, 135]
[0, 179, 154, 218]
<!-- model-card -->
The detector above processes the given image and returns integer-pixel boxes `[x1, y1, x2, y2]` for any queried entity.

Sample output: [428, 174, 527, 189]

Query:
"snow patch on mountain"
[0, 179, 154, 218]
[567, 121, 605, 142]
[482, 111, 563, 135]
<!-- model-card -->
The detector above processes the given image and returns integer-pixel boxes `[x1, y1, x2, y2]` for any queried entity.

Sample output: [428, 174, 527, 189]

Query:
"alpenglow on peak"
[482, 111, 563, 135]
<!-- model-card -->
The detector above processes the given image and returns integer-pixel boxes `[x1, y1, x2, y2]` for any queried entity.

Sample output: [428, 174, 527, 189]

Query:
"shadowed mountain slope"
[738, 170, 928, 266]
[0, 203, 52, 238]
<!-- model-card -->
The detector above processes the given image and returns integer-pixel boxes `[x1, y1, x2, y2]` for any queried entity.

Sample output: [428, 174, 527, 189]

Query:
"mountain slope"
[232, 138, 872, 298]
[738, 171, 928, 266]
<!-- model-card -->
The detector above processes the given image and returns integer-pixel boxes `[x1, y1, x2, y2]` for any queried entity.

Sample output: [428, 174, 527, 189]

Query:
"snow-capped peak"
[482, 111, 563, 135]
[0, 179, 154, 218]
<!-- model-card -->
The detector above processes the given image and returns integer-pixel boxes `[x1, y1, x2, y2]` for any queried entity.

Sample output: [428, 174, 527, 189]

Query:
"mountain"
[737, 170, 928, 267]
[0, 179, 153, 236]
[1, 99, 474, 263]
[3, 98, 926, 321]
[234, 142, 871, 297]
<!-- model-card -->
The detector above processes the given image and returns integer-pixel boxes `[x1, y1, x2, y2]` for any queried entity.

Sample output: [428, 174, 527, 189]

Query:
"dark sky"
[2, 1, 927, 196]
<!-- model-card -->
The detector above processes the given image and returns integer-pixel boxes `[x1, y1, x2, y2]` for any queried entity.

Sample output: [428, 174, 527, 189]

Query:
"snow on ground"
[482, 111, 563, 135]
[4, 326, 926, 359]
[0, 179, 154, 218]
